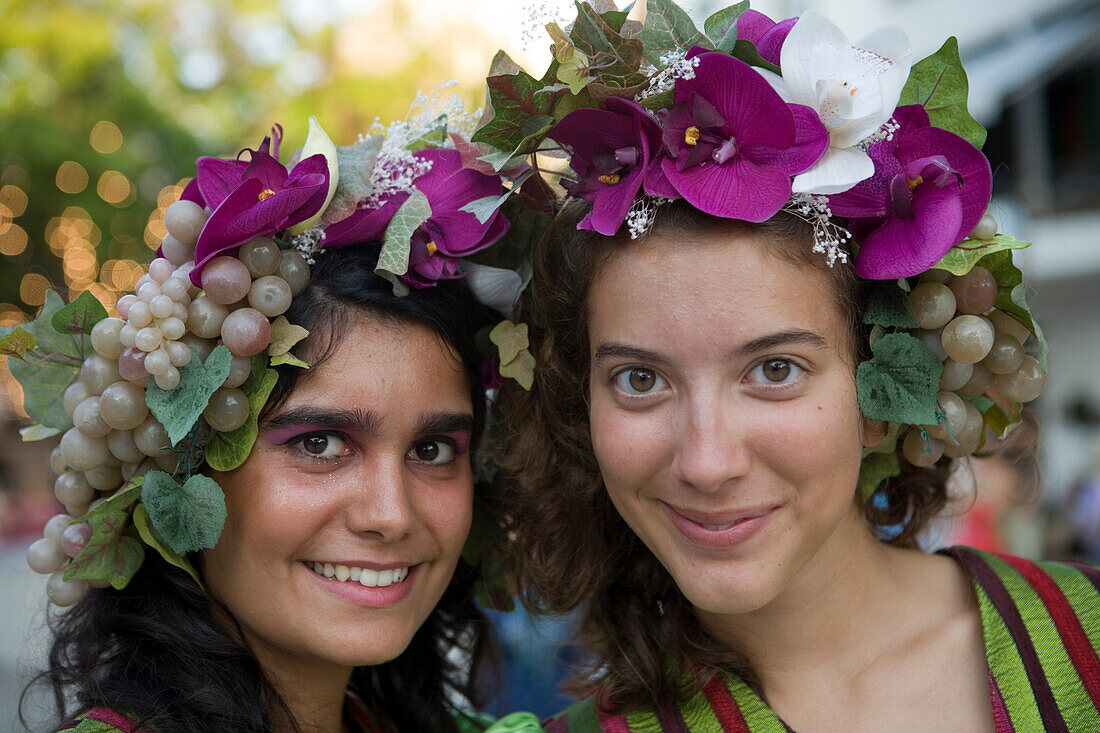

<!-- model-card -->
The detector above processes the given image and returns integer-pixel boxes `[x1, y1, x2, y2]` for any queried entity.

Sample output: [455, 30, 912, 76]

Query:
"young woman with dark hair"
[486, 3, 1100, 730]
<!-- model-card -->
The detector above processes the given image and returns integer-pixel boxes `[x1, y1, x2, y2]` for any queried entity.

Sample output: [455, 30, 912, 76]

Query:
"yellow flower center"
[907, 175, 924, 191]
[426, 241, 438, 256]
[257, 189, 277, 201]
[684, 126, 701, 146]
[597, 173, 621, 185]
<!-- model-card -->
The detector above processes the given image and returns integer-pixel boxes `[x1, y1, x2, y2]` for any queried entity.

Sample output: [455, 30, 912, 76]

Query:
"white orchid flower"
[461, 261, 524, 315]
[757, 11, 911, 195]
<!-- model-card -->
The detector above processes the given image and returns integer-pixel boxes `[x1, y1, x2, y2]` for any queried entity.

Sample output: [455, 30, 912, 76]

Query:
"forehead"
[587, 230, 846, 352]
[283, 315, 471, 415]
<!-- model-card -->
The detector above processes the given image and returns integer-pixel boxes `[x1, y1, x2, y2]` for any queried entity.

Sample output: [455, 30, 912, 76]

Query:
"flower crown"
[12, 88, 529, 606]
[471, 1, 1046, 502]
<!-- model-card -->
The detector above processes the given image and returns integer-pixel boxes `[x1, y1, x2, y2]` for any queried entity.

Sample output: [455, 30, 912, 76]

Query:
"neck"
[250, 638, 354, 733]
[697, 504, 921, 690]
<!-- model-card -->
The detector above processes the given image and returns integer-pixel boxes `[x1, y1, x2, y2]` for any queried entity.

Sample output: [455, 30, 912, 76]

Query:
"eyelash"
[609, 358, 807, 398]
[283, 431, 463, 467]
[286, 431, 351, 461]
[610, 366, 669, 397]
[405, 437, 459, 466]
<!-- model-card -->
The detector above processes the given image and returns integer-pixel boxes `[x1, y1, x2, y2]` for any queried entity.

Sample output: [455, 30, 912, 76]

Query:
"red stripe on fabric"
[949, 548, 1069, 733]
[85, 708, 143, 732]
[701, 675, 751, 733]
[1066, 561, 1100, 594]
[997, 553, 1100, 710]
[988, 668, 1015, 733]
[595, 707, 633, 733]
[544, 716, 570, 733]
[656, 703, 690, 733]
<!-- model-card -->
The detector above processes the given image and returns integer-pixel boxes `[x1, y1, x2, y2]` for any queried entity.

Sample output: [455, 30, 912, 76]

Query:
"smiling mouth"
[307, 562, 410, 588]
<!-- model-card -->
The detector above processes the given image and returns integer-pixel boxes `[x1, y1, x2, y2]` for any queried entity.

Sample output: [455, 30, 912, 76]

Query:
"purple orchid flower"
[320, 148, 510, 289]
[735, 9, 797, 67]
[189, 128, 329, 287]
[659, 49, 829, 223]
[828, 105, 992, 279]
[549, 96, 671, 236]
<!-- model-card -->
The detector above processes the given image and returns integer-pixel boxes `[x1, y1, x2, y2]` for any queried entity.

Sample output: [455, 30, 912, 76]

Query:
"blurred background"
[1, 0, 1098, 729]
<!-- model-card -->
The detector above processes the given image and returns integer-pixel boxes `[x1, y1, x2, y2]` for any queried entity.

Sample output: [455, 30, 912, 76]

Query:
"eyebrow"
[413, 411, 475, 436]
[592, 329, 827, 367]
[265, 407, 382, 435]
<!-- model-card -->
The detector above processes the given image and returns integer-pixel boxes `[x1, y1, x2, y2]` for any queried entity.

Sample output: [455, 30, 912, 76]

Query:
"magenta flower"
[828, 105, 993, 279]
[190, 129, 329, 287]
[735, 9, 797, 67]
[659, 50, 829, 222]
[549, 97, 669, 236]
[320, 148, 509, 289]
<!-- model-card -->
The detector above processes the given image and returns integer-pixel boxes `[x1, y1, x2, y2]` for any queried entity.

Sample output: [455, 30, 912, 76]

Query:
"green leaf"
[863, 280, 918, 328]
[933, 233, 1031, 276]
[82, 477, 144, 522]
[568, 2, 646, 89]
[3, 290, 89, 430]
[286, 116, 339, 235]
[703, 1, 749, 54]
[377, 189, 431, 292]
[471, 70, 564, 154]
[267, 316, 309, 356]
[0, 326, 35, 358]
[898, 37, 986, 149]
[132, 502, 201, 585]
[204, 359, 278, 472]
[51, 288, 108, 336]
[729, 38, 780, 74]
[856, 332, 943, 424]
[325, 136, 383, 225]
[499, 349, 536, 391]
[978, 248, 1048, 371]
[63, 507, 144, 590]
[489, 320, 530, 364]
[141, 471, 226, 555]
[74, 719, 124, 733]
[270, 352, 310, 369]
[558, 51, 591, 95]
[633, 0, 711, 65]
[639, 89, 674, 110]
[858, 451, 901, 502]
[20, 423, 61, 441]
[145, 344, 232, 446]
[460, 170, 534, 224]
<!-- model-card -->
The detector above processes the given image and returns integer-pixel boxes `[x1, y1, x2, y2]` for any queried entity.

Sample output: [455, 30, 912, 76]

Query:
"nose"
[344, 454, 415, 541]
[670, 393, 751, 493]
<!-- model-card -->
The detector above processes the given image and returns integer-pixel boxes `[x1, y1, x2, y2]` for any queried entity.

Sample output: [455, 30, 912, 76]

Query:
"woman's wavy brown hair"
[496, 198, 953, 712]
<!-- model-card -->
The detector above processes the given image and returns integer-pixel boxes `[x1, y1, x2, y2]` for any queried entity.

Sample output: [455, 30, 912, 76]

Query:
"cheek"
[589, 393, 671, 494]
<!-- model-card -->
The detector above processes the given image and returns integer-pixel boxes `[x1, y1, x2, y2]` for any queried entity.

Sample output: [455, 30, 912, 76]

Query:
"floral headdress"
[471, 1, 1046, 502]
[12, 87, 530, 606]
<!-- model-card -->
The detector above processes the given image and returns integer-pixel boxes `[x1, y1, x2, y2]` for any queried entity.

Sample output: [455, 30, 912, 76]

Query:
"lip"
[304, 561, 419, 607]
[662, 502, 779, 550]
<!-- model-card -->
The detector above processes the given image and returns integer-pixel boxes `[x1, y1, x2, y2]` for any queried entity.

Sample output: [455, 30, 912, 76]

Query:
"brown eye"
[760, 359, 793, 382]
[614, 367, 665, 394]
[293, 432, 347, 459]
[407, 439, 455, 465]
[303, 435, 329, 454]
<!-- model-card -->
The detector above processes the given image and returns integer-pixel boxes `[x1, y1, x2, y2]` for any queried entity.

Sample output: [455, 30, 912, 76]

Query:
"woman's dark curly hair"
[27, 244, 499, 733]
[496, 199, 953, 712]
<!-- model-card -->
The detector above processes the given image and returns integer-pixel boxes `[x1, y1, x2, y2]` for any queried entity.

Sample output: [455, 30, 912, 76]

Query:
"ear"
[861, 417, 887, 448]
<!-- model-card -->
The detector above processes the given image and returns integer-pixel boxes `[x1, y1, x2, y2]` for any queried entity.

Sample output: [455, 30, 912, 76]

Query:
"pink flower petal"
[662, 154, 792, 222]
[854, 185, 964, 278]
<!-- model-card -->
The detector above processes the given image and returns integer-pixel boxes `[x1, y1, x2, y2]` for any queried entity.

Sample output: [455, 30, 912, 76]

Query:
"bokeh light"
[0, 223, 29, 256]
[0, 185, 28, 217]
[89, 120, 123, 154]
[97, 170, 135, 206]
[19, 273, 50, 306]
[55, 160, 89, 194]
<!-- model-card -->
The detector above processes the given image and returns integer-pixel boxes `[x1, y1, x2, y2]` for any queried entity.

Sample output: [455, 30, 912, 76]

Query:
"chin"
[669, 556, 787, 617]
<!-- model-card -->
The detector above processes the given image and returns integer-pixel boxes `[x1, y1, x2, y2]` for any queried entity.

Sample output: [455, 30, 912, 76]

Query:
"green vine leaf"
[132, 502, 201, 586]
[472, 70, 562, 155]
[51, 289, 108, 335]
[499, 349, 536, 391]
[0, 327, 35, 358]
[898, 36, 986, 149]
[979, 248, 1048, 371]
[568, 2, 646, 90]
[141, 471, 227, 555]
[145, 344, 233, 446]
[858, 451, 901, 502]
[267, 316, 309, 357]
[633, 0, 711, 65]
[2, 290, 90, 430]
[270, 352, 310, 369]
[377, 189, 431, 294]
[20, 423, 61, 441]
[204, 357, 278, 472]
[63, 507, 144, 590]
[863, 280, 918, 329]
[489, 320, 529, 365]
[703, 1, 749, 54]
[856, 333, 943, 424]
[933, 233, 1031, 276]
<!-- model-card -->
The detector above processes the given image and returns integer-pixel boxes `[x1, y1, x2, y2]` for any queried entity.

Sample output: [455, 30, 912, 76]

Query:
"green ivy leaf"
[20, 423, 60, 441]
[933, 233, 1031, 276]
[729, 38, 780, 74]
[0, 326, 35, 358]
[489, 320, 530, 365]
[634, 0, 711, 65]
[898, 37, 986, 149]
[376, 189, 431, 294]
[3, 290, 89, 430]
[863, 280, 918, 328]
[132, 502, 201, 586]
[472, 70, 563, 155]
[703, 1, 749, 54]
[270, 352, 310, 369]
[141, 471, 226, 555]
[856, 332, 943, 424]
[568, 2, 646, 89]
[499, 349, 536, 391]
[325, 136, 383, 226]
[267, 316, 309, 357]
[74, 719, 124, 733]
[63, 507, 144, 590]
[51, 289, 108, 335]
[204, 358, 278, 472]
[858, 451, 901, 502]
[979, 248, 1048, 371]
[145, 345, 232, 446]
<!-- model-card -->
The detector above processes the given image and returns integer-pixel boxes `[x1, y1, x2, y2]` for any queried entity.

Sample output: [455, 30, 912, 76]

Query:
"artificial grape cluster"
[26, 198, 312, 605]
[900, 212, 1045, 468]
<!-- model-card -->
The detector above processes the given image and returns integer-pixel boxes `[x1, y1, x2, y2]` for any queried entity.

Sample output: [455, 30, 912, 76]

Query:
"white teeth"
[308, 561, 410, 586]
